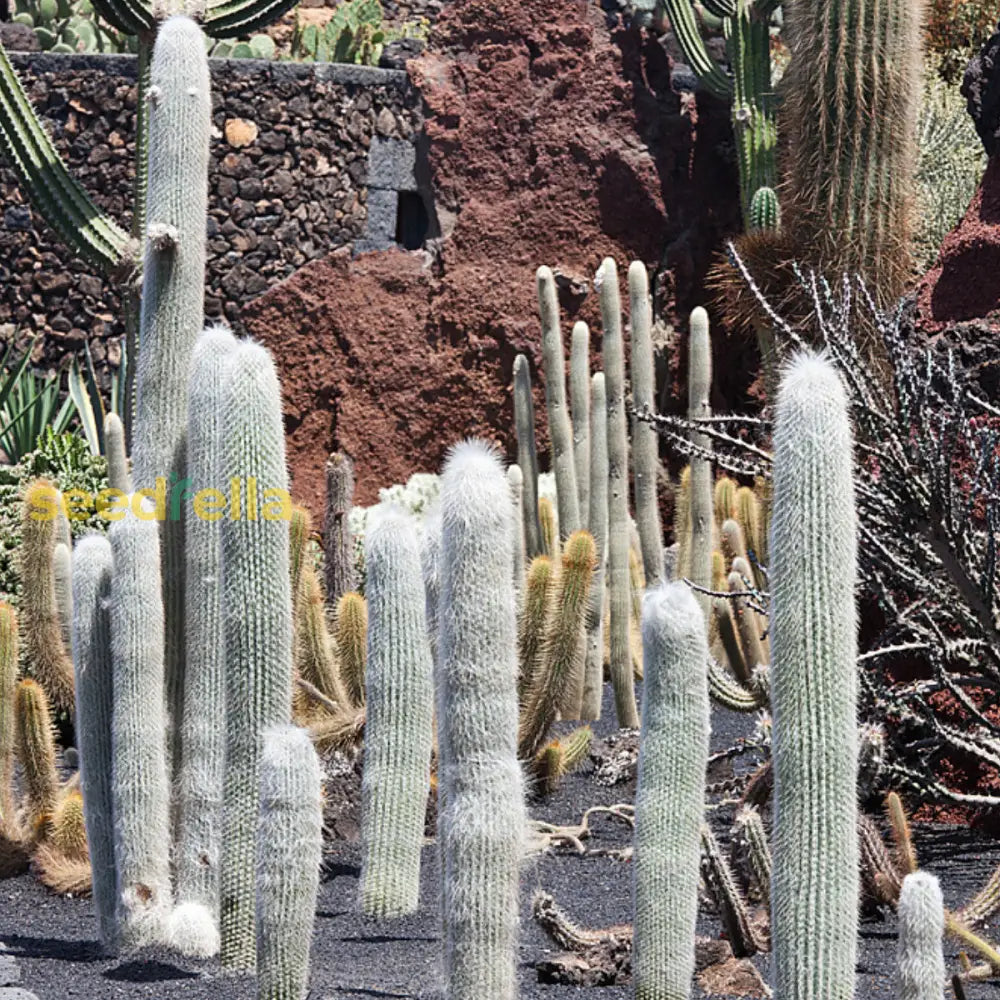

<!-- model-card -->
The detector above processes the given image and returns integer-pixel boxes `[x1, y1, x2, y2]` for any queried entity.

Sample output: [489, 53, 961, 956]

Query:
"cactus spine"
[175, 325, 236, 952]
[52, 541, 73, 654]
[256, 725, 323, 1000]
[770, 352, 858, 1000]
[104, 412, 131, 494]
[687, 308, 713, 619]
[569, 321, 591, 527]
[897, 872, 945, 1000]
[220, 342, 294, 971]
[334, 592, 367, 709]
[296, 565, 349, 709]
[14, 677, 58, 836]
[438, 440, 524, 1000]
[0, 604, 16, 827]
[582, 371, 608, 721]
[71, 535, 117, 950]
[633, 582, 709, 1000]
[517, 554, 554, 699]
[360, 509, 434, 919]
[324, 451, 357, 606]
[597, 258, 639, 728]
[628, 261, 664, 587]
[109, 507, 172, 949]
[512, 353, 543, 558]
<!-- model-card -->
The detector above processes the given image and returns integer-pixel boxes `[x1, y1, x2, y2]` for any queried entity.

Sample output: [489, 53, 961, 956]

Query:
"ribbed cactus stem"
[21, 479, 75, 713]
[673, 465, 691, 581]
[512, 354, 543, 558]
[175, 324, 236, 955]
[517, 555, 554, 700]
[289, 505, 311, 622]
[14, 678, 58, 837]
[539, 495, 559, 562]
[628, 261, 664, 587]
[51, 790, 88, 860]
[581, 371, 608, 721]
[220, 342, 294, 971]
[687, 307, 713, 620]
[507, 464, 526, 607]
[438, 440, 524, 1000]
[714, 476, 738, 527]
[897, 872, 945, 1000]
[633, 582, 709, 999]
[360, 509, 434, 918]
[569, 322, 590, 527]
[334, 592, 367, 709]
[256, 725, 323, 1000]
[109, 507, 172, 949]
[598, 258, 639, 728]
[770, 352, 858, 1000]
[52, 541, 73, 653]
[104, 412, 131, 494]
[296, 565, 349, 709]
[324, 451, 357, 607]
[0, 604, 17, 827]
[70, 535, 116, 951]
[736, 485, 766, 588]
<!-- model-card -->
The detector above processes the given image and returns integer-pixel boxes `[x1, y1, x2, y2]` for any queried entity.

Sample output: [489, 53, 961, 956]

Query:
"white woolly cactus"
[632, 581, 709, 1000]
[769, 351, 858, 1000]
[438, 439, 525, 1000]
[256, 725, 323, 1000]
[360, 507, 434, 919]
[897, 872, 945, 1000]
[108, 505, 172, 950]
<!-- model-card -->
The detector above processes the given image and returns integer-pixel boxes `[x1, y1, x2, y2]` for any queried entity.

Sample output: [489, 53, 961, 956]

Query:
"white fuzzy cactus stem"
[632, 582, 709, 1000]
[569, 321, 591, 528]
[175, 325, 237, 942]
[109, 506, 172, 950]
[770, 351, 858, 1000]
[71, 534, 117, 951]
[687, 307, 713, 619]
[104, 412, 131, 494]
[897, 872, 945, 1000]
[538, 266, 581, 538]
[220, 342, 294, 971]
[360, 508, 434, 918]
[512, 354, 543, 558]
[256, 725, 323, 1000]
[438, 440, 525, 1000]
[53, 541, 73, 653]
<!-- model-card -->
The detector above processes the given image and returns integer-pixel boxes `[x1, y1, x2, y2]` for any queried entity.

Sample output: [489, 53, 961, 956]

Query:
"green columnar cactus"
[0, 604, 17, 827]
[728, 570, 765, 670]
[52, 542, 72, 653]
[538, 266, 580, 538]
[628, 261, 664, 587]
[109, 507, 172, 949]
[21, 480, 75, 713]
[581, 371, 608, 721]
[174, 325, 236, 958]
[334, 592, 367, 709]
[672, 466, 691, 581]
[512, 354, 543, 558]
[897, 872, 945, 1000]
[70, 535, 117, 951]
[700, 823, 765, 957]
[104, 412, 132, 494]
[734, 805, 771, 909]
[632, 582, 709, 999]
[517, 554, 554, 700]
[597, 258, 639, 728]
[519, 531, 596, 755]
[781, 0, 922, 306]
[569, 322, 590, 526]
[14, 677, 58, 837]
[770, 352, 858, 1000]
[360, 508, 434, 918]
[220, 342, 294, 971]
[687, 308, 713, 619]
[256, 725, 323, 1000]
[132, 16, 212, 787]
[507, 464, 526, 607]
[325, 452, 357, 607]
[438, 439, 525, 1000]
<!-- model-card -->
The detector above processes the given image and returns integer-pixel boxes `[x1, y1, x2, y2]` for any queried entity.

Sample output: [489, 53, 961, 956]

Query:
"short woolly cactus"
[897, 872, 945, 1000]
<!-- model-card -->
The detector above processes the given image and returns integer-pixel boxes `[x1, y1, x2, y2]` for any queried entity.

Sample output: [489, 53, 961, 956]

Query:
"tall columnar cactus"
[632, 582, 709, 1000]
[108, 507, 172, 950]
[512, 354, 543, 558]
[14, 678, 58, 837]
[781, 0, 923, 307]
[21, 479, 75, 713]
[687, 308, 713, 619]
[438, 440, 525, 1000]
[324, 451, 357, 607]
[0, 604, 17, 827]
[569, 322, 590, 529]
[220, 341, 294, 971]
[582, 371, 608, 721]
[174, 324, 236, 956]
[419, 505, 442, 671]
[52, 541, 73, 653]
[517, 554, 554, 699]
[131, 15, 212, 789]
[360, 508, 434, 918]
[70, 535, 117, 951]
[334, 592, 367, 709]
[597, 258, 639, 728]
[770, 352, 858, 1000]
[507, 464, 526, 606]
[256, 725, 323, 1000]
[538, 266, 580, 538]
[897, 872, 945, 1000]
[628, 261, 664, 587]
[104, 412, 131, 494]
[288, 505, 311, 621]
[296, 565, 350, 709]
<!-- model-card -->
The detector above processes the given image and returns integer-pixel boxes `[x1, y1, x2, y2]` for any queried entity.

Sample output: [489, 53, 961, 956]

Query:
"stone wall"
[0, 51, 425, 369]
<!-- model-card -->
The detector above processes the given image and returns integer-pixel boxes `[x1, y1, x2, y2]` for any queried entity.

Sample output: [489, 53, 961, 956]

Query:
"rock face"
[244, 0, 740, 519]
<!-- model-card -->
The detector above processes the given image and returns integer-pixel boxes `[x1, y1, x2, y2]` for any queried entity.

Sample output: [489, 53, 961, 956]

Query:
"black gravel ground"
[3, 686, 1000, 999]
